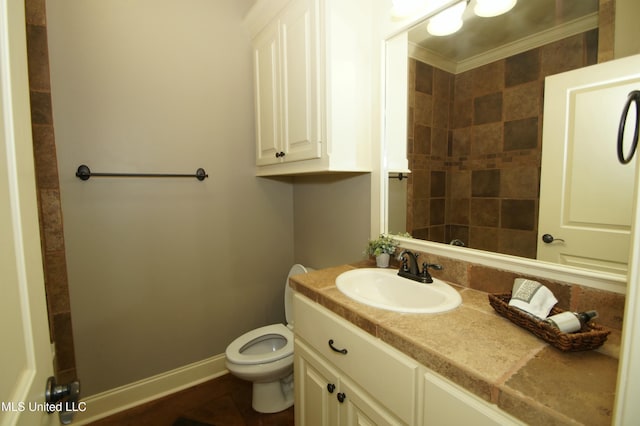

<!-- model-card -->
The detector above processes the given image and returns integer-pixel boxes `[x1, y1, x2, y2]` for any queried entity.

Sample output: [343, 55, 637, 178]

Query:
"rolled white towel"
[508, 278, 558, 319]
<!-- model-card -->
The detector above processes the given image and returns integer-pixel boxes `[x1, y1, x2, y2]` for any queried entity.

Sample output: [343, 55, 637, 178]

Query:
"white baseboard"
[72, 354, 228, 425]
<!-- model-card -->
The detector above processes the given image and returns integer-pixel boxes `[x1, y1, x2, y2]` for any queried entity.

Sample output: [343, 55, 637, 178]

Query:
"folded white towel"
[508, 278, 557, 319]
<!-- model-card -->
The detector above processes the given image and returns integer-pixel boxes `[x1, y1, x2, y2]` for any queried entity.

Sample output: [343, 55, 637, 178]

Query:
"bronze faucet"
[397, 250, 443, 284]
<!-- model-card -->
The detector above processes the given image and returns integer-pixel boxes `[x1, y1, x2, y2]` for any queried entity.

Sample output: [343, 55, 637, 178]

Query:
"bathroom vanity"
[290, 264, 618, 425]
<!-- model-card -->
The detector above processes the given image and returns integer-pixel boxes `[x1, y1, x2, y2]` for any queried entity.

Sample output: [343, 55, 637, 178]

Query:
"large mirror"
[387, 0, 635, 275]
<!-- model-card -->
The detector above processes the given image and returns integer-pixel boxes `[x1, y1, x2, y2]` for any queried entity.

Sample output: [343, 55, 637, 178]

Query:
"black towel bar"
[75, 164, 208, 181]
[389, 173, 407, 181]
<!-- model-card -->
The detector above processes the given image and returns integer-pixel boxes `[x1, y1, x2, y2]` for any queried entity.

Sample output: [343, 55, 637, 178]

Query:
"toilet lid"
[285, 264, 309, 325]
[225, 323, 294, 365]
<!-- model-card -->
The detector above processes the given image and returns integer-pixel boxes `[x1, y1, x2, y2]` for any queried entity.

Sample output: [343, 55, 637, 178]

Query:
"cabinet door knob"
[337, 392, 346, 403]
[327, 383, 335, 393]
[275, 151, 286, 158]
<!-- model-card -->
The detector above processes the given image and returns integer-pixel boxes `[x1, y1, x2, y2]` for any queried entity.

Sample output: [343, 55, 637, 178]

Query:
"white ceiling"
[409, 0, 599, 68]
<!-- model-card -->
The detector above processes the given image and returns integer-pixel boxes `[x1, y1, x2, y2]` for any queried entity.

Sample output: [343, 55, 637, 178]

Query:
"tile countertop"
[289, 263, 620, 426]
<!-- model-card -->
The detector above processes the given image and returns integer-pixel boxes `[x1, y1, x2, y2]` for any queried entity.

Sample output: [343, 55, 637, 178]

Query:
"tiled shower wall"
[24, 0, 76, 384]
[407, 30, 599, 259]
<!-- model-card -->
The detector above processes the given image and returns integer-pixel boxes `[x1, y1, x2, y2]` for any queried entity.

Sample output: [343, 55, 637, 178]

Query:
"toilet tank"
[285, 264, 312, 328]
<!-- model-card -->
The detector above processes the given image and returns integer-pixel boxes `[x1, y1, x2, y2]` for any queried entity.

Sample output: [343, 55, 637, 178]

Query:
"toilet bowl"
[225, 264, 309, 413]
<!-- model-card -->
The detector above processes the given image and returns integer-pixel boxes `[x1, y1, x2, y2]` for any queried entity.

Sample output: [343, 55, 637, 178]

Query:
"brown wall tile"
[499, 229, 537, 258]
[500, 166, 540, 198]
[505, 49, 540, 87]
[415, 60, 433, 94]
[26, 25, 50, 91]
[31, 124, 59, 189]
[472, 169, 500, 197]
[29, 90, 53, 125]
[471, 122, 502, 156]
[501, 199, 536, 230]
[504, 117, 538, 151]
[473, 60, 505, 96]
[25, 0, 47, 25]
[541, 34, 588, 77]
[503, 81, 541, 122]
[470, 198, 500, 227]
[474, 92, 503, 125]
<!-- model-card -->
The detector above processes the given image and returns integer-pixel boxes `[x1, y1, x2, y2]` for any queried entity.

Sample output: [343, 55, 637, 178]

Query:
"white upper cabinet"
[245, 0, 373, 176]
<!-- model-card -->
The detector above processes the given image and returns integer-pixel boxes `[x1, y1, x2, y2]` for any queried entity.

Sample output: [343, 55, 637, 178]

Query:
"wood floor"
[89, 374, 295, 426]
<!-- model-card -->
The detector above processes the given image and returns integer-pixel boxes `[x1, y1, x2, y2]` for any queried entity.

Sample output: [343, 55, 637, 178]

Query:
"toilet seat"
[226, 323, 293, 365]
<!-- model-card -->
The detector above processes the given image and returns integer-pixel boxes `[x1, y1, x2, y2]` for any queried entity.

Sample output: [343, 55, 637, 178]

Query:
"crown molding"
[409, 12, 598, 74]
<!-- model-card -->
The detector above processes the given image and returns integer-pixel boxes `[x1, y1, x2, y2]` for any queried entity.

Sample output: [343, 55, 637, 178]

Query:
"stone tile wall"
[25, 0, 76, 384]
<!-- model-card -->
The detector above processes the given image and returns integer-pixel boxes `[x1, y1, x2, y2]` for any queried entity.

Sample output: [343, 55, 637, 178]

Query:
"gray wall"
[293, 174, 371, 269]
[47, 0, 295, 396]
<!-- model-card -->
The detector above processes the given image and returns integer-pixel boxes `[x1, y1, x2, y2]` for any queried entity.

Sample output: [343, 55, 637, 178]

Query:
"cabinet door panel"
[253, 20, 280, 166]
[280, 0, 321, 161]
[295, 293, 418, 424]
[423, 371, 522, 426]
[340, 377, 405, 426]
[295, 340, 339, 426]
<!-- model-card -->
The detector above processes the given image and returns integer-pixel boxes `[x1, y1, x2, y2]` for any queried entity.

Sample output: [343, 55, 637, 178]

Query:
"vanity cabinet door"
[423, 371, 523, 426]
[295, 339, 404, 426]
[338, 375, 405, 426]
[294, 293, 418, 424]
[295, 340, 339, 426]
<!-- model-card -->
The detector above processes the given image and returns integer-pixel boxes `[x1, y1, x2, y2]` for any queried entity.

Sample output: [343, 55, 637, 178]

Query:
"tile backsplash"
[396, 249, 626, 332]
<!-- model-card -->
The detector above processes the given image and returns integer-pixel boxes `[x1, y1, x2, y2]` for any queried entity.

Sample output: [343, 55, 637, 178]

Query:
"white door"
[1, 1, 58, 425]
[537, 54, 640, 274]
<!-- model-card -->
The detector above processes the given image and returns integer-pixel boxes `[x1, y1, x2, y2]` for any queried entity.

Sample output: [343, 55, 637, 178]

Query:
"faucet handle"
[400, 256, 409, 272]
[423, 262, 443, 271]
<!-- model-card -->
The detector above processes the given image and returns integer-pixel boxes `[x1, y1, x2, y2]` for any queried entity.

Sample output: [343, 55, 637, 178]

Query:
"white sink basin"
[336, 268, 462, 314]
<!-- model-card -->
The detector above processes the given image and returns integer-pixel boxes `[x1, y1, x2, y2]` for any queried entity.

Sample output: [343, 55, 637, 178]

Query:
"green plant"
[364, 233, 410, 257]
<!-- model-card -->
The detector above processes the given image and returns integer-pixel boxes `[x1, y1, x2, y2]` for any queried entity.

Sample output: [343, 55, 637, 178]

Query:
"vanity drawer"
[294, 293, 418, 424]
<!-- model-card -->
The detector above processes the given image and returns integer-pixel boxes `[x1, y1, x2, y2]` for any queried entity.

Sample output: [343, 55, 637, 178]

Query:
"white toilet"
[225, 264, 309, 413]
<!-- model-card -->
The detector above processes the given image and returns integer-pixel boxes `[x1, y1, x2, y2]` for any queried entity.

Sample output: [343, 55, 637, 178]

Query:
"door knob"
[45, 376, 81, 424]
[542, 234, 565, 244]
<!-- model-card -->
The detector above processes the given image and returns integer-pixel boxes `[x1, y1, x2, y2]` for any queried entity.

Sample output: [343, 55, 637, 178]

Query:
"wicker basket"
[488, 293, 610, 352]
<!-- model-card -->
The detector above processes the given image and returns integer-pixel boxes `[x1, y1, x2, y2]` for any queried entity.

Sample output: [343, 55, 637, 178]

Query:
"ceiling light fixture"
[474, 0, 517, 17]
[427, 0, 467, 37]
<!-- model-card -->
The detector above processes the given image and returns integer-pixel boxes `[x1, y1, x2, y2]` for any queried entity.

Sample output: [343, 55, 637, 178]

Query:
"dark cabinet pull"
[328, 339, 348, 355]
[337, 392, 346, 403]
[327, 383, 335, 393]
[275, 151, 286, 158]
